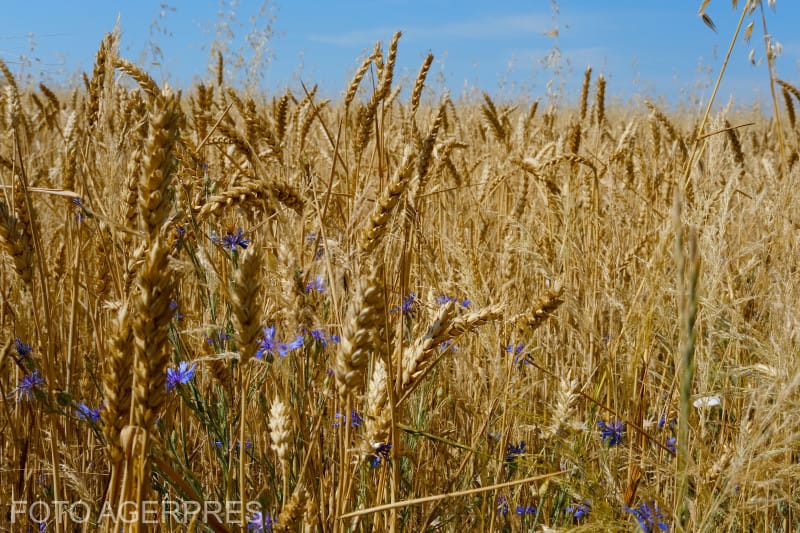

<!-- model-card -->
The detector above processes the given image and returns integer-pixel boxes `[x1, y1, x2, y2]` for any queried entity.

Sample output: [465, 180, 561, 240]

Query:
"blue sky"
[1, 1, 798, 107]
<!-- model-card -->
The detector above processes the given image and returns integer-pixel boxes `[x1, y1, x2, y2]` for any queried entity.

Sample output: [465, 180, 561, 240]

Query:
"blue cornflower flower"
[505, 441, 526, 464]
[658, 414, 677, 431]
[247, 511, 274, 532]
[333, 410, 363, 429]
[567, 501, 591, 520]
[305, 275, 327, 293]
[439, 339, 458, 352]
[390, 292, 417, 316]
[255, 326, 279, 359]
[14, 370, 45, 401]
[166, 361, 197, 392]
[215, 227, 250, 252]
[15, 337, 32, 359]
[278, 336, 304, 357]
[497, 496, 509, 516]
[436, 295, 471, 308]
[75, 402, 101, 422]
[597, 419, 626, 446]
[169, 299, 185, 321]
[256, 327, 304, 360]
[73, 197, 86, 222]
[625, 500, 670, 532]
[173, 226, 187, 250]
[206, 330, 232, 345]
[516, 505, 536, 515]
[505, 343, 529, 365]
[370, 442, 392, 468]
[665, 437, 677, 454]
[309, 328, 328, 347]
[328, 334, 341, 343]
[506, 343, 525, 354]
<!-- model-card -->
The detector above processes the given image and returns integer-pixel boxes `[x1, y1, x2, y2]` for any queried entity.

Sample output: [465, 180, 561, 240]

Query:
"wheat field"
[1, 15, 799, 533]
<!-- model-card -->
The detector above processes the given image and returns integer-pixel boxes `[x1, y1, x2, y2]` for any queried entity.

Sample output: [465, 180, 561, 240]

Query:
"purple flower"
[247, 511, 274, 532]
[506, 343, 525, 354]
[658, 414, 677, 431]
[516, 505, 536, 515]
[505, 343, 529, 365]
[497, 496, 509, 516]
[166, 361, 197, 392]
[173, 226, 187, 249]
[214, 227, 250, 252]
[309, 328, 328, 346]
[436, 295, 470, 308]
[370, 442, 392, 468]
[304, 275, 327, 293]
[390, 292, 417, 316]
[505, 441, 526, 464]
[625, 500, 670, 532]
[665, 437, 677, 454]
[15, 337, 32, 359]
[72, 197, 86, 222]
[206, 330, 232, 345]
[14, 370, 45, 401]
[278, 336, 304, 357]
[567, 501, 591, 520]
[169, 299, 185, 321]
[439, 339, 458, 352]
[333, 410, 363, 429]
[597, 419, 626, 446]
[75, 402, 101, 422]
[255, 326, 304, 361]
[256, 326, 279, 359]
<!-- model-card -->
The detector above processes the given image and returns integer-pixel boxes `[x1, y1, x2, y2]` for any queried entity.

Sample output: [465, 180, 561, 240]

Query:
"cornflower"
[247, 511, 275, 532]
[436, 295, 471, 308]
[15, 337, 32, 360]
[255, 326, 304, 361]
[370, 442, 392, 468]
[390, 292, 417, 316]
[14, 371, 45, 401]
[497, 496, 509, 516]
[505, 441, 526, 464]
[166, 361, 197, 392]
[75, 403, 101, 422]
[333, 410, 363, 429]
[214, 227, 250, 252]
[304, 275, 327, 293]
[625, 500, 670, 532]
[665, 437, 677, 454]
[169, 299, 185, 321]
[597, 419, 626, 446]
[72, 197, 86, 222]
[567, 501, 591, 520]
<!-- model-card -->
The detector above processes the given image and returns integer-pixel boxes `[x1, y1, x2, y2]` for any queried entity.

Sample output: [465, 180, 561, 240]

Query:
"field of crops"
[1, 17, 799, 533]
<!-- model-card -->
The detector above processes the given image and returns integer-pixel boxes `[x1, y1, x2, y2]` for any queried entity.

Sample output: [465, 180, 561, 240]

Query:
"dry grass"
[1, 21, 799, 533]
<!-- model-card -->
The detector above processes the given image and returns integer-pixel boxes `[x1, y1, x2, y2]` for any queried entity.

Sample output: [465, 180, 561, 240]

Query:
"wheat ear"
[334, 268, 386, 399]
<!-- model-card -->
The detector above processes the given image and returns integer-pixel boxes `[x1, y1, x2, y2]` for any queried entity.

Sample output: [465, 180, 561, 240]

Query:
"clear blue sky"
[1, 1, 798, 107]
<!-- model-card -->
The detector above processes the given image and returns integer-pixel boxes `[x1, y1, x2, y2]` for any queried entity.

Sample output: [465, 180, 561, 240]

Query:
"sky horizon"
[1, 1, 798, 110]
